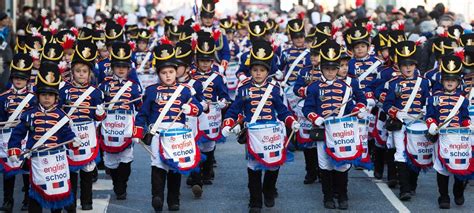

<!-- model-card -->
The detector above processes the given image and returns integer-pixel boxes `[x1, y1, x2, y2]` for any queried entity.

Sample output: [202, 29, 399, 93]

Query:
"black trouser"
[109, 162, 131, 196]
[320, 170, 334, 201]
[67, 170, 94, 208]
[28, 198, 62, 213]
[437, 172, 466, 199]
[151, 167, 181, 206]
[247, 168, 279, 208]
[374, 147, 397, 180]
[22, 174, 30, 204]
[303, 148, 318, 178]
[397, 162, 419, 194]
[321, 170, 348, 201]
[201, 150, 214, 180]
[3, 174, 15, 203]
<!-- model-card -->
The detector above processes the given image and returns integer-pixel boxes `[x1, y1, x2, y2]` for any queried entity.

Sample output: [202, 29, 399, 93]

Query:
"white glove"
[231, 125, 241, 134]
[8, 155, 19, 163]
[275, 70, 284, 80]
[366, 99, 376, 111]
[200, 101, 209, 112]
[291, 121, 301, 131]
[396, 111, 409, 121]
[469, 124, 474, 132]
[357, 108, 368, 119]
[132, 138, 141, 144]
[314, 117, 325, 126]
[428, 124, 438, 135]
[280, 81, 288, 88]
[222, 126, 232, 137]
[216, 99, 227, 109]
[238, 74, 247, 82]
[182, 104, 192, 115]
[73, 137, 82, 148]
[95, 104, 105, 117]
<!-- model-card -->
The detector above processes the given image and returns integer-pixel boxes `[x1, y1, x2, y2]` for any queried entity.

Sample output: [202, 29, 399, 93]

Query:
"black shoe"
[274, 189, 279, 198]
[92, 167, 98, 183]
[0, 200, 13, 212]
[304, 173, 317, 184]
[168, 204, 180, 211]
[249, 207, 261, 213]
[116, 193, 127, 200]
[324, 200, 336, 209]
[186, 176, 193, 186]
[264, 197, 275, 207]
[454, 196, 464, 206]
[81, 204, 93, 210]
[387, 179, 398, 188]
[399, 192, 411, 201]
[410, 190, 416, 196]
[202, 179, 213, 185]
[192, 185, 203, 198]
[338, 200, 348, 210]
[374, 172, 383, 180]
[21, 202, 28, 211]
[152, 197, 163, 211]
[333, 192, 340, 200]
[438, 197, 450, 209]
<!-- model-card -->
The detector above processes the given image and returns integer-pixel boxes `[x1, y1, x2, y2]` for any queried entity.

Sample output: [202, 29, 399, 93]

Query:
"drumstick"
[284, 129, 295, 148]
[103, 97, 142, 105]
[323, 98, 353, 119]
[137, 140, 156, 159]
[0, 120, 20, 126]
[19, 140, 74, 159]
[436, 116, 456, 131]
[230, 115, 245, 131]
[165, 98, 193, 131]
[340, 110, 360, 119]
[207, 101, 232, 105]
[63, 105, 97, 109]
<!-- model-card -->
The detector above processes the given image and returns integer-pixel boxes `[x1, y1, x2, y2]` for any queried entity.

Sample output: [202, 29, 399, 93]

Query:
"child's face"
[113, 65, 130, 78]
[158, 67, 177, 86]
[12, 77, 28, 89]
[400, 63, 416, 78]
[100, 49, 109, 58]
[137, 40, 147, 51]
[39, 93, 56, 109]
[200, 17, 213, 27]
[442, 79, 459, 92]
[227, 32, 234, 41]
[250, 65, 269, 84]
[310, 54, 320, 66]
[379, 48, 390, 59]
[322, 66, 339, 81]
[292, 36, 305, 48]
[197, 59, 213, 71]
[353, 43, 369, 59]
[33, 59, 40, 69]
[72, 64, 90, 84]
[63, 49, 74, 63]
[176, 65, 186, 78]
[338, 60, 349, 77]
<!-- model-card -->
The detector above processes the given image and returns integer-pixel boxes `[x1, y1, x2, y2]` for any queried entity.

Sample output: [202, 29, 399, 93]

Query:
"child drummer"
[58, 40, 106, 211]
[7, 61, 82, 212]
[222, 40, 300, 213]
[0, 53, 37, 212]
[134, 43, 203, 211]
[425, 55, 473, 209]
[98, 41, 142, 200]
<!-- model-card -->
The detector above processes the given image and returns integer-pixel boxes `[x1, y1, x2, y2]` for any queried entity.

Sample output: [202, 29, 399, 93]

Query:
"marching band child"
[134, 43, 202, 212]
[222, 40, 300, 213]
[98, 41, 142, 200]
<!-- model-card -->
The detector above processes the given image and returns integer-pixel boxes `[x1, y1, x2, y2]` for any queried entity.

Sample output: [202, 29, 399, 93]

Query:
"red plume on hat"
[115, 14, 127, 28]
[376, 24, 388, 32]
[391, 20, 405, 31]
[436, 26, 448, 38]
[58, 61, 68, 74]
[454, 47, 465, 61]
[212, 29, 221, 42]
[191, 33, 198, 50]
[297, 12, 305, 20]
[71, 27, 79, 37]
[61, 34, 76, 49]
[128, 41, 136, 51]
[213, 0, 220, 3]
[178, 16, 185, 26]
[160, 36, 172, 45]
[192, 22, 201, 33]
[366, 21, 374, 34]
[415, 36, 427, 46]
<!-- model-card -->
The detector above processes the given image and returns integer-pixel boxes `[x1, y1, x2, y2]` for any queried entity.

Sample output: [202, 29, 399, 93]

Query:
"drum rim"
[247, 121, 280, 129]
[325, 116, 357, 124]
[160, 128, 192, 136]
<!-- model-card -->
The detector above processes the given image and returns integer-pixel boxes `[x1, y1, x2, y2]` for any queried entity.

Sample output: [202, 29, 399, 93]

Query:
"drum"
[324, 116, 362, 163]
[469, 106, 474, 159]
[294, 100, 315, 145]
[405, 121, 433, 170]
[157, 128, 201, 173]
[100, 110, 134, 153]
[198, 104, 222, 141]
[30, 148, 73, 209]
[438, 128, 473, 176]
[284, 86, 301, 111]
[67, 121, 99, 171]
[225, 62, 239, 91]
[138, 73, 158, 94]
[373, 110, 388, 147]
[356, 119, 372, 169]
[185, 116, 203, 141]
[247, 121, 288, 168]
[0, 128, 24, 174]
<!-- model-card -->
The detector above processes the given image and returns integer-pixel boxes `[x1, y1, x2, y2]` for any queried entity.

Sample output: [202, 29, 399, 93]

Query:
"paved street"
[2, 135, 474, 212]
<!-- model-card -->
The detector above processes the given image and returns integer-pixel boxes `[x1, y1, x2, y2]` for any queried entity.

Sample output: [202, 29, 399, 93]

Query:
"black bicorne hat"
[10, 53, 33, 80]
[36, 61, 62, 94]
[287, 19, 305, 39]
[249, 40, 274, 71]
[41, 42, 64, 64]
[110, 41, 132, 67]
[319, 40, 342, 68]
[175, 41, 194, 66]
[71, 40, 98, 69]
[440, 55, 463, 80]
[153, 43, 177, 71]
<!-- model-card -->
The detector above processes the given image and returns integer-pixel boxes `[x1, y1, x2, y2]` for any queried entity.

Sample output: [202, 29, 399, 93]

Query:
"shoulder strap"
[358, 60, 382, 81]
[67, 86, 96, 116]
[468, 87, 474, 104]
[7, 93, 34, 123]
[188, 79, 196, 87]
[107, 80, 133, 110]
[282, 49, 309, 85]
[440, 95, 465, 128]
[338, 83, 352, 118]
[31, 116, 70, 150]
[250, 80, 276, 123]
[202, 73, 218, 92]
[149, 85, 186, 135]
[402, 77, 422, 112]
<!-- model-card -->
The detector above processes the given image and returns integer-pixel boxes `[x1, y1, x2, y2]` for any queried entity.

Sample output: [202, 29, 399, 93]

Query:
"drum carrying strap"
[6, 93, 34, 125]
[187, 79, 196, 87]
[149, 85, 185, 135]
[67, 86, 95, 116]
[439, 95, 465, 129]
[402, 77, 422, 112]
[31, 116, 70, 150]
[250, 80, 276, 123]
[282, 49, 309, 86]
[337, 85, 352, 118]
[202, 73, 218, 92]
[107, 80, 133, 110]
[468, 86, 474, 103]
[358, 60, 382, 81]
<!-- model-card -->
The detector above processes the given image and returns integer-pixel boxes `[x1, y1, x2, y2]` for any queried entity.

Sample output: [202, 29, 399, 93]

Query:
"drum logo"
[42, 158, 49, 165]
